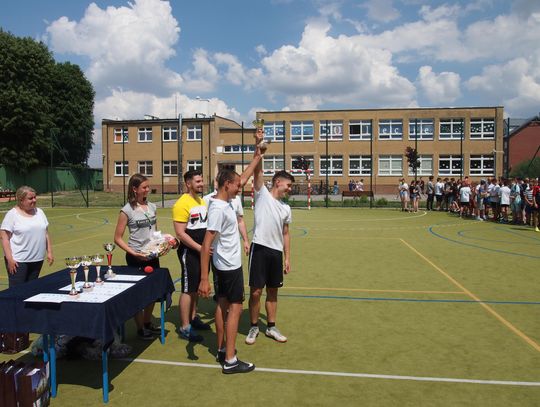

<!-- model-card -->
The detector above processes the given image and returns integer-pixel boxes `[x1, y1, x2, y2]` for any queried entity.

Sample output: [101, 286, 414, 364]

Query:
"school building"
[102, 106, 504, 195]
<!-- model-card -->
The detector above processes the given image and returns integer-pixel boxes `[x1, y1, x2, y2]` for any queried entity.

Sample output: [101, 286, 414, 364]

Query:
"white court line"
[118, 357, 540, 387]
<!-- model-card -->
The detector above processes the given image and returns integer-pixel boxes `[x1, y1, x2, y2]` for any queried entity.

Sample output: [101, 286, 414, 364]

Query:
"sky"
[2, 0, 540, 167]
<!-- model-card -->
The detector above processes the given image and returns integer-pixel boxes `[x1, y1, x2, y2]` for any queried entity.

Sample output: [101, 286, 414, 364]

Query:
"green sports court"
[1, 206, 539, 406]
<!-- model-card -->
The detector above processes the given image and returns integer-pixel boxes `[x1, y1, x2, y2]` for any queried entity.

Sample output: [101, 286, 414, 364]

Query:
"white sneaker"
[265, 326, 287, 343]
[245, 326, 259, 345]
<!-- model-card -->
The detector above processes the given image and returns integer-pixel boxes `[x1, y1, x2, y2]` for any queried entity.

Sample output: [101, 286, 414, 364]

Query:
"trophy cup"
[252, 118, 269, 152]
[92, 254, 104, 285]
[103, 243, 116, 279]
[65, 257, 81, 297]
[80, 255, 93, 291]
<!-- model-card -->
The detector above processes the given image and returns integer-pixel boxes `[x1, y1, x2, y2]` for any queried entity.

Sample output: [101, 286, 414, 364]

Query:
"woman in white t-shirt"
[0, 186, 54, 287]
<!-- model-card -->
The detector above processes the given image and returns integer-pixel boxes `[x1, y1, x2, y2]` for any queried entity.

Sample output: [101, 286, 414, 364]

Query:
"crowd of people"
[398, 176, 540, 230]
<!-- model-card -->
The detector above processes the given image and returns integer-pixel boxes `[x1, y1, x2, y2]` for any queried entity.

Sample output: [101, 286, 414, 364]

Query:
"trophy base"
[83, 283, 93, 291]
[69, 289, 79, 297]
[104, 272, 116, 280]
[95, 278, 104, 285]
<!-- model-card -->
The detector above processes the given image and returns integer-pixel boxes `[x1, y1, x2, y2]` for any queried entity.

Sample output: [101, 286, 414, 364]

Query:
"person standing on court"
[199, 142, 264, 374]
[1, 186, 54, 287]
[245, 129, 295, 345]
[172, 170, 211, 342]
[114, 173, 163, 340]
[426, 176, 434, 211]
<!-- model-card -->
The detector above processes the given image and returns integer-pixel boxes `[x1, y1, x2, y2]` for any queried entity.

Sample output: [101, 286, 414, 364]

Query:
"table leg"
[42, 334, 49, 363]
[49, 334, 57, 398]
[160, 300, 165, 344]
[102, 347, 109, 403]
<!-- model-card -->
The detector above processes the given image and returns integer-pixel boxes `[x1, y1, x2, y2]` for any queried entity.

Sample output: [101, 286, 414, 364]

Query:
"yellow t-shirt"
[172, 194, 208, 245]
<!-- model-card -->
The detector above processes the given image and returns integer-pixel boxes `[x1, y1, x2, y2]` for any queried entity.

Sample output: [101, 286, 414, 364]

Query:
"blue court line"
[279, 293, 540, 305]
[428, 224, 540, 259]
[495, 226, 540, 243]
[456, 230, 538, 245]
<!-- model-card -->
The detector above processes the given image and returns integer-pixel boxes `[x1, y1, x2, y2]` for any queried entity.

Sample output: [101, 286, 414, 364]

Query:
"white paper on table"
[97, 282, 135, 295]
[58, 282, 85, 292]
[105, 274, 146, 282]
[63, 291, 114, 303]
[24, 293, 67, 303]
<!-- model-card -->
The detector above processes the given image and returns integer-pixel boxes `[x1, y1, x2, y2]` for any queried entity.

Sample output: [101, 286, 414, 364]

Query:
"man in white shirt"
[245, 148, 294, 345]
[499, 179, 511, 223]
[459, 180, 471, 218]
[435, 177, 444, 211]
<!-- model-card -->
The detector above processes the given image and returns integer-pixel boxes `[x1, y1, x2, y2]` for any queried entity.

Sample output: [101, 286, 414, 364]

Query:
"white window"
[319, 121, 343, 141]
[378, 155, 403, 176]
[114, 161, 128, 176]
[290, 155, 314, 176]
[138, 127, 152, 142]
[138, 161, 153, 176]
[223, 145, 255, 154]
[438, 155, 462, 176]
[349, 120, 372, 140]
[163, 160, 178, 176]
[409, 119, 434, 140]
[263, 122, 284, 142]
[319, 155, 343, 176]
[162, 126, 178, 142]
[470, 155, 494, 176]
[187, 160, 202, 171]
[349, 155, 371, 176]
[290, 121, 314, 141]
[470, 118, 495, 139]
[187, 124, 202, 141]
[114, 127, 128, 143]
[408, 155, 433, 176]
[378, 120, 403, 140]
[263, 155, 284, 176]
[439, 119, 463, 140]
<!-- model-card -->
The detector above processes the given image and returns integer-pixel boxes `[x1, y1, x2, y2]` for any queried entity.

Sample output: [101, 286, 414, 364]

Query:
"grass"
[1, 207, 539, 406]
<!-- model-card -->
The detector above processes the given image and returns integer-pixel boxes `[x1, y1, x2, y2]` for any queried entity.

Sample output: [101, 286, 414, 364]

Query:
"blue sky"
[2, 0, 540, 167]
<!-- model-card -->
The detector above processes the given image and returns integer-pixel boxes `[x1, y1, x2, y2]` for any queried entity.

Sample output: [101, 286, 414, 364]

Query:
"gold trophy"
[103, 243, 116, 279]
[92, 254, 104, 285]
[252, 118, 269, 152]
[80, 255, 93, 291]
[65, 257, 81, 297]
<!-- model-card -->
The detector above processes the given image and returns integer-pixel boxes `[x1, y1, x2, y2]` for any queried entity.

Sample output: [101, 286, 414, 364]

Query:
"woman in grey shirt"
[114, 173, 160, 340]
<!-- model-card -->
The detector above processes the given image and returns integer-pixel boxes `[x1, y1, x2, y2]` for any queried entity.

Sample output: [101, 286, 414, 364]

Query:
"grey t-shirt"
[121, 202, 157, 251]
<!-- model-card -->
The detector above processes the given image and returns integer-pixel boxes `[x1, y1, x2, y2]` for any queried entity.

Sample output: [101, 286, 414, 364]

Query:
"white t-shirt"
[489, 184, 500, 203]
[203, 191, 243, 217]
[435, 182, 444, 195]
[459, 186, 471, 203]
[499, 186, 511, 205]
[207, 199, 241, 270]
[252, 186, 291, 252]
[1, 207, 49, 262]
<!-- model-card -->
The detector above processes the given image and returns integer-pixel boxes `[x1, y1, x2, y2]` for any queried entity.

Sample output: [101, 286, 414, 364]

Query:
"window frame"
[319, 120, 343, 141]
[349, 120, 372, 141]
[137, 160, 153, 176]
[378, 119, 403, 140]
[438, 154, 462, 176]
[114, 161, 129, 176]
[186, 160, 202, 172]
[162, 126, 178, 142]
[290, 121, 314, 142]
[113, 127, 128, 143]
[439, 118, 464, 140]
[349, 155, 372, 176]
[408, 155, 433, 176]
[408, 119, 434, 140]
[470, 118, 495, 140]
[263, 121, 285, 142]
[319, 155, 343, 176]
[469, 154, 494, 176]
[137, 127, 153, 143]
[378, 155, 403, 176]
[187, 124, 202, 141]
[263, 155, 285, 176]
[163, 160, 178, 176]
[290, 155, 314, 176]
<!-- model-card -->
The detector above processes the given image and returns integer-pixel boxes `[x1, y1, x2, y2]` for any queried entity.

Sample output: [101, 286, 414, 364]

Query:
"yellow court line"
[400, 238, 540, 353]
[280, 286, 465, 295]
[54, 232, 112, 247]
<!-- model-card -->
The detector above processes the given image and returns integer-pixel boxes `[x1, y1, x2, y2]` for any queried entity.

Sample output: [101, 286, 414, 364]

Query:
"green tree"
[510, 157, 540, 179]
[405, 146, 420, 177]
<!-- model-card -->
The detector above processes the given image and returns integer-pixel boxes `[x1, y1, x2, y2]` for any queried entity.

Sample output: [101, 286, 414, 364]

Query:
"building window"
[187, 160, 202, 172]
[290, 155, 314, 176]
[290, 121, 314, 141]
[138, 161, 153, 176]
[263, 122, 284, 142]
[408, 119, 434, 140]
[319, 155, 343, 176]
[319, 121, 343, 141]
[163, 160, 178, 176]
[378, 155, 403, 176]
[114, 161, 128, 176]
[439, 119, 463, 140]
[138, 127, 152, 142]
[470, 118, 495, 139]
[349, 155, 371, 176]
[438, 155, 462, 176]
[114, 127, 128, 143]
[470, 155, 494, 176]
[187, 124, 202, 141]
[263, 155, 284, 176]
[408, 155, 433, 176]
[162, 126, 178, 141]
[349, 120, 372, 140]
[378, 120, 403, 140]
[223, 145, 255, 154]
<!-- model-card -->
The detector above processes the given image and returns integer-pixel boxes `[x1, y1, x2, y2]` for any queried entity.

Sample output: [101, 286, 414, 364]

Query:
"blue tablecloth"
[0, 266, 174, 345]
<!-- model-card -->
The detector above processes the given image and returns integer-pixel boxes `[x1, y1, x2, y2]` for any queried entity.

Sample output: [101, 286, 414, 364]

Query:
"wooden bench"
[342, 190, 373, 200]
[0, 191, 15, 201]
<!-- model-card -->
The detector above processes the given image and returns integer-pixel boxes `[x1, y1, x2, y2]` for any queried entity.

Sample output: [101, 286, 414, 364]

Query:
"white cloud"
[214, 52, 263, 89]
[417, 66, 461, 104]
[361, 0, 400, 23]
[182, 49, 220, 93]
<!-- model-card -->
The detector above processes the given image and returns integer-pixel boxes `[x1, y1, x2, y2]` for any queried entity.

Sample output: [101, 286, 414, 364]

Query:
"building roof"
[507, 115, 540, 139]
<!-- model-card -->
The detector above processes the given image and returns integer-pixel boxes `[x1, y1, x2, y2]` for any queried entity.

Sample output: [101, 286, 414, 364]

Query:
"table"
[0, 266, 174, 403]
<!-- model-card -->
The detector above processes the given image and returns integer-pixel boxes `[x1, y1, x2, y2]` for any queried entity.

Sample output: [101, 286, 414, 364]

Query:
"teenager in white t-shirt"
[499, 179, 511, 223]
[459, 181, 471, 218]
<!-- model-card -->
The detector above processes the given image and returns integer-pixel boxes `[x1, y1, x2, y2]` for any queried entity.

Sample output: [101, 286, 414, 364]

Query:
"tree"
[0, 30, 94, 172]
[405, 146, 420, 177]
[510, 157, 540, 179]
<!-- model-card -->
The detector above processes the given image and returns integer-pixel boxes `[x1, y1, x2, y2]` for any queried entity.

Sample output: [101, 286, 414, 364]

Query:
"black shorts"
[177, 247, 201, 293]
[435, 195, 443, 203]
[126, 253, 160, 269]
[214, 266, 244, 303]
[490, 201, 499, 209]
[248, 243, 283, 289]
[460, 201, 470, 207]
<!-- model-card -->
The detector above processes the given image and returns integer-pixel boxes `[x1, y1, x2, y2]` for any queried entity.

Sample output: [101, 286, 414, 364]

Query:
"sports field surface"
[1, 207, 539, 406]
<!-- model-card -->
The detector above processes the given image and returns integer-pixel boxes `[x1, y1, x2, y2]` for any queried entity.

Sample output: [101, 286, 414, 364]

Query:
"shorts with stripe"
[248, 243, 283, 289]
[214, 266, 244, 303]
[177, 247, 201, 293]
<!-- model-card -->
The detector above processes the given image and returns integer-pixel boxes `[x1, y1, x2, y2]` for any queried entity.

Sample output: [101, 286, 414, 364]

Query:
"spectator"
[356, 179, 364, 192]
[510, 178, 522, 224]
[435, 177, 444, 211]
[399, 178, 410, 212]
[333, 180, 339, 195]
[488, 178, 501, 221]
[499, 179, 511, 223]
[458, 180, 471, 218]
[475, 180, 487, 221]
[348, 180, 354, 192]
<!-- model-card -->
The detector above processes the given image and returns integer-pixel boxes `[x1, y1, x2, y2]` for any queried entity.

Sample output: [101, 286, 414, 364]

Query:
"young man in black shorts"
[246, 139, 294, 345]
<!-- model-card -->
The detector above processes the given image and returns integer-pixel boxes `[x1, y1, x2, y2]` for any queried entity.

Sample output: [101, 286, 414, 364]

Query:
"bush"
[375, 198, 388, 206]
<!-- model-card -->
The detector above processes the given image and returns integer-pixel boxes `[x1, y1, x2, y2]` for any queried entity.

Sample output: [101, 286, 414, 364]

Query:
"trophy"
[103, 243, 116, 279]
[80, 255, 93, 291]
[92, 254, 104, 285]
[252, 118, 269, 152]
[65, 257, 81, 297]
